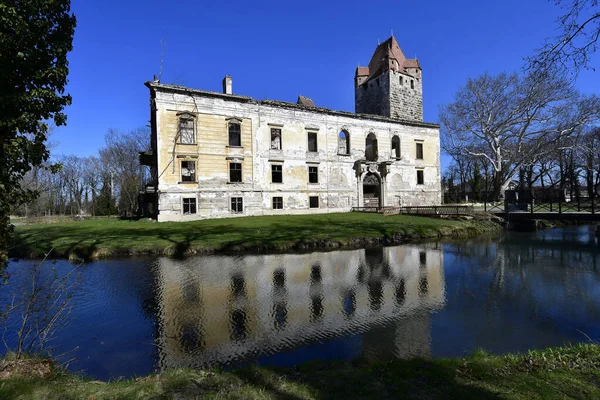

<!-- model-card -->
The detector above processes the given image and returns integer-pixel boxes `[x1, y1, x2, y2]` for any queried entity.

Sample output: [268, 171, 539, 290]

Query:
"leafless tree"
[531, 0, 600, 72]
[440, 70, 600, 200]
[1, 253, 79, 359]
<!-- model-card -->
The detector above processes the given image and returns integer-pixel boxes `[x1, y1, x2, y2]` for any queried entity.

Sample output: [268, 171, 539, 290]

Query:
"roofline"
[145, 81, 439, 129]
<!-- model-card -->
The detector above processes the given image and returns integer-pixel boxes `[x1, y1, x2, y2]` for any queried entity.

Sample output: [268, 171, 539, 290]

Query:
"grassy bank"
[2, 344, 600, 399]
[10, 212, 502, 260]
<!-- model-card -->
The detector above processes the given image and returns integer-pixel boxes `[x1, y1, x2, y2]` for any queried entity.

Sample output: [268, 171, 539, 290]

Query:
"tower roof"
[356, 36, 420, 81]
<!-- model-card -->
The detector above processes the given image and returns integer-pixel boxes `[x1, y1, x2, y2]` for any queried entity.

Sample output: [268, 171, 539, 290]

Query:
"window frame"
[307, 131, 318, 152]
[182, 197, 197, 215]
[338, 130, 350, 155]
[228, 121, 242, 147]
[231, 197, 243, 213]
[180, 160, 196, 183]
[416, 142, 424, 160]
[271, 164, 283, 183]
[309, 196, 319, 209]
[271, 128, 282, 150]
[391, 135, 401, 159]
[272, 196, 283, 209]
[229, 162, 243, 183]
[308, 166, 319, 184]
[417, 169, 424, 185]
[178, 115, 196, 145]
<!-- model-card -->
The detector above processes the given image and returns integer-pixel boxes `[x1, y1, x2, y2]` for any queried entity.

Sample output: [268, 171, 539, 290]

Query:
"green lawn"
[10, 212, 501, 260]
[2, 344, 600, 399]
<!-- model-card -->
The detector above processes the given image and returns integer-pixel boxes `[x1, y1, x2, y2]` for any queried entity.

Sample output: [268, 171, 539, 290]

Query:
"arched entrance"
[363, 173, 381, 208]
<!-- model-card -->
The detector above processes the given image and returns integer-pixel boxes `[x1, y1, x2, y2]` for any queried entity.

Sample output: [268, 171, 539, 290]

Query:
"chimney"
[222, 75, 232, 95]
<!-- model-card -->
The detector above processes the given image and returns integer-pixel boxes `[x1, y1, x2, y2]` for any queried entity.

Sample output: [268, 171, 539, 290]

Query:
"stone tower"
[355, 36, 423, 122]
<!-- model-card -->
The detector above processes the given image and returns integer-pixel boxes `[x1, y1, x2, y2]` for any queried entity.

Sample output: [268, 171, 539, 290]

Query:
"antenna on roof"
[391, 29, 393, 37]
[378, 38, 380, 45]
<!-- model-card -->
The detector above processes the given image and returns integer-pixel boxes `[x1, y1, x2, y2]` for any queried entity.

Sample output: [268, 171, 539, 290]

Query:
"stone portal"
[363, 173, 381, 208]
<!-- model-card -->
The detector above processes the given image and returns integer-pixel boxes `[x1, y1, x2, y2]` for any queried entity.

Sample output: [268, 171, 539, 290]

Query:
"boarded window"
[228, 123, 241, 146]
[308, 166, 318, 183]
[271, 128, 282, 150]
[307, 132, 318, 152]
[229, 163, 242, 183]
[181, 161, 196, 182]
[179, 118, 195, 144]
[183, 197, 196, 214]
[272, 196, 283, 209]
[417, 170, 424, 185]
[231, 197, 243, 213]
[416, 142, 424, 159]
[271, 164, 282, 183]
[392, 136, 401, 158]
[309, 196, 319, 208]
[338, 130, 350, 154]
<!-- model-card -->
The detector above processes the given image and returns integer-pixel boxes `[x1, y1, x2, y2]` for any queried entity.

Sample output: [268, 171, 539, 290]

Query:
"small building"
[140, 36, 441, 221]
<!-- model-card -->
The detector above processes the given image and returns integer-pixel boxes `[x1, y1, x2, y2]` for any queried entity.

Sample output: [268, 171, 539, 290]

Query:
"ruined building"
[139, 36, 441, 221]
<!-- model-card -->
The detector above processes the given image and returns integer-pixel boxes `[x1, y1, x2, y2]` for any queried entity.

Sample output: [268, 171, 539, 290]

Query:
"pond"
[2, 225, 599, 380]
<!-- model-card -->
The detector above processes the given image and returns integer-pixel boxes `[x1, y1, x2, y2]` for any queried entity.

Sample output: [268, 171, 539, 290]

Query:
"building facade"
[140, 36, 441, 221]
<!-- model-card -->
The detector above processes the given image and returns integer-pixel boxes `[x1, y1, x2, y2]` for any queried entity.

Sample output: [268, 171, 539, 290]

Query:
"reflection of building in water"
[154, 245, 445, 369]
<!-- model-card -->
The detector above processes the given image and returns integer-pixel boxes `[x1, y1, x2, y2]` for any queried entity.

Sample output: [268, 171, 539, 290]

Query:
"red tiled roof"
[358, 36, 421, 84]
[355, 66, 369, 76]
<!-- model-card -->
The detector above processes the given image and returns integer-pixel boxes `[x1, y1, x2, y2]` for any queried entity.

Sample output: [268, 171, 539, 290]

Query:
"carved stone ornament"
[367, 163, 379, 173]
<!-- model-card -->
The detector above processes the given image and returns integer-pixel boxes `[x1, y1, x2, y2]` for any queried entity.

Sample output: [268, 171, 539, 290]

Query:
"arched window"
[338, 130, 350, 154]
[392, 135, 401, 158]
[365, 133, 378, 161]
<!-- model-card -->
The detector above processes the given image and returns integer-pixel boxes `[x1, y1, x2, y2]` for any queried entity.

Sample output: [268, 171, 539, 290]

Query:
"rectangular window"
[181, 161, 196, 182]
[179, 118, 195, 144]
[271, 164, 282, 183]
[271, 128, 282, 150]
[183, 198, 197, 214]
[416, 142, 424, 160]
[273, 196, 283, 209]
[229, 163, 242, 183]
[307, 132, 318, 152]
[309, 196, 319, 208]
[228, 123, 241, 147]
[308, 166, 318, 183]
[231, 197, 243, 213]
[417, 170, 424, 185]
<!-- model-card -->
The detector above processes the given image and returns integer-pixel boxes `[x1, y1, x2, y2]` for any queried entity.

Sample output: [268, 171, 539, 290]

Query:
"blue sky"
[55, 0, 599, 169]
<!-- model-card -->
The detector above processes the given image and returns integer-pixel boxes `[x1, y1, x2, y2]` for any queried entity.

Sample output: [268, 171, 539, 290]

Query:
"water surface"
[2, 225, 599, 380]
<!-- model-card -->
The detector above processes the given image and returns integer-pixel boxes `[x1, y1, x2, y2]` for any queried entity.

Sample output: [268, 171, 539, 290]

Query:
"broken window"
[229, 163, 242, 183]
[392, 135, 401, 158]
[183, 197, 197, 214]
[271, 128, 282, 150]
[231, 197, 243, 213]
[307, 132, 318, 152]
[228, 122, 241, 147]
[416, 142, 424, 160]
[179, 117, 195, 144]
[365, 133, 378, 161]
[308, 166, 318, 184]
[272, 196, 283, 209]
[309, 196, 319, 208]
[338, 130, 350, 154]
[181, 161, 196, 182]
[271, 164, 282, 183]
[417, 170, 424, 185]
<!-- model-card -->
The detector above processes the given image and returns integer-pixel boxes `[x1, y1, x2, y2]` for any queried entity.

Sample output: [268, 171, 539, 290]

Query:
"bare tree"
[531, 0, 600, 72]
[440, 70, 600, 200]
